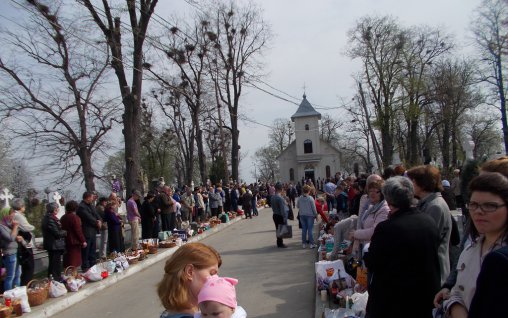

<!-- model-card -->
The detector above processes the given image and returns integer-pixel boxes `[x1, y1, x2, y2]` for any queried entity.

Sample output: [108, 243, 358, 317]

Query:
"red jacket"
[315, 199, 328, 223]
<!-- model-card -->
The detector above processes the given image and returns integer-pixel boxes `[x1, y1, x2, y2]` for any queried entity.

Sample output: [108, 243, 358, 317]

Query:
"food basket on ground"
[159, 240, 177, 249]
[0, 305, 12, 318]
[27, 278, 49, 306]
[63, 266, 86, 291]
[141, 239, 159, 254]
[125, 249, 141, 264]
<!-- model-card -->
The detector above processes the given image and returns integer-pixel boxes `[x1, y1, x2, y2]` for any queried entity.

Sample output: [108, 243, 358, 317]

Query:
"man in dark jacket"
[271, 182, 288, 248]
[77, 191, 102, 272]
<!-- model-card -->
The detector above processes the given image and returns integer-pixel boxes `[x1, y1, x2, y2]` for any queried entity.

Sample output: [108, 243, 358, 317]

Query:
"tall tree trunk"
[186, 127, 196, 186]
[381, 103, 393, 168]
[80, 149, 95, 192]
[358, 82, 382, 171]
[409, 119, 419, 166]
[195, 125, 207, 185]
[230, 114, 239, 182]
[497, 60, 508, 154]
[81, 0, 158, 195]
[123, 93, 143, 193]
[381, 126, 393, 169]
[451, 116, 458, 173]
[442, 121, 451, 172]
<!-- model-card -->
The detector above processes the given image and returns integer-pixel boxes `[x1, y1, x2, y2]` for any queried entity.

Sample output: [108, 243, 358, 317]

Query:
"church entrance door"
[304, 170, 315, 183]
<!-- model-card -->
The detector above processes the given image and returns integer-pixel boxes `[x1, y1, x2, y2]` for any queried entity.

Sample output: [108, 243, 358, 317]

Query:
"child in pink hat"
[195, 275, 247, 318]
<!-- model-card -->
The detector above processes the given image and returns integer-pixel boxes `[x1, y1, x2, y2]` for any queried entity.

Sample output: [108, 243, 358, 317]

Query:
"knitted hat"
[442, 180, 450, 187]
[198, 275, 238, 309]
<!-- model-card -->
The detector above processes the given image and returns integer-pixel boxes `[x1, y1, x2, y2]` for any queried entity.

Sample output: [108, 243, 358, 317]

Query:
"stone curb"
[27, 215, 245, 318]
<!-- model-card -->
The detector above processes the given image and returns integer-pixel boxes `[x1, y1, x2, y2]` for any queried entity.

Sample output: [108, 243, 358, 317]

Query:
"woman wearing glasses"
[442, 172, 508, 318]
[348, 179, 389, 255]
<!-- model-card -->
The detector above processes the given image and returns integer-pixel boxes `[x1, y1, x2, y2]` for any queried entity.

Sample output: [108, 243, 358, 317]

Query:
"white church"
[277, 94, 342, 183]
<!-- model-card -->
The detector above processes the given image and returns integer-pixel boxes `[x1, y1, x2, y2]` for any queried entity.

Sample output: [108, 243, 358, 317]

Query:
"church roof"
[291, 94, 321, 121]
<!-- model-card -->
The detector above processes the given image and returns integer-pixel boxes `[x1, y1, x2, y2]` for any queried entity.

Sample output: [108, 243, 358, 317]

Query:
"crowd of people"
[1, 157, 507, 318]
[0, 179, 277, 294]
[261, 159, 507, 318]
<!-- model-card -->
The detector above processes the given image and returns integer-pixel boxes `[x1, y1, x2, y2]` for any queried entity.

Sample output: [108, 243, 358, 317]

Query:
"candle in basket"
[320, 289, 327, 302]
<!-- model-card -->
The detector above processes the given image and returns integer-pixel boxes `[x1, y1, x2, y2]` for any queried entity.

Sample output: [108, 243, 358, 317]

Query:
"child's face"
[199, 301, 234, 318]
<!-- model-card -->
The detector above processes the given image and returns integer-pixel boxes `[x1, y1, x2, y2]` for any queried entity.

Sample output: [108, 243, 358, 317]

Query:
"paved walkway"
[27, 207, 317, 318]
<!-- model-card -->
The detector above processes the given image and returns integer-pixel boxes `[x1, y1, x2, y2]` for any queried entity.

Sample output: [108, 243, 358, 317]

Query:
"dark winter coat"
[41, 213, 67, 251]
[77, 201, 100, 239]
[364, 207, 441, 318]
[468, 245, 508, 318]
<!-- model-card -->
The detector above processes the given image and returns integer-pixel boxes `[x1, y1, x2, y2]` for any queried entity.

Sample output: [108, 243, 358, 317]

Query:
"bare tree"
[138, 99, 176, 187]
[152, 87, 198, 187]
[427, 58, 483, 172]
[0, 136, 12, 189]
[205, 0, 271, 182]
[472, 0, 508, 153]
[464, 112, 503, 159]
[398, 25, 453, 165]
[320, 114, 343, 145]
[347, 16, 405, 168]
[253, 145, 279, 182]
[149, 14, 216, 185]
[268, 118, 294, 153]
[342, 90, 380, 173]
[80, 0, 159, 194]
[0, 1, 118, 191]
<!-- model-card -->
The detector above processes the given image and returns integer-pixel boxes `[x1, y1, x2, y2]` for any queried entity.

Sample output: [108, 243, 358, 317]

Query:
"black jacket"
[41, 213, 67, 251]
[77, 201, 101, 239]
[468, 245, 508, 318]
[364, 207, 441, 318]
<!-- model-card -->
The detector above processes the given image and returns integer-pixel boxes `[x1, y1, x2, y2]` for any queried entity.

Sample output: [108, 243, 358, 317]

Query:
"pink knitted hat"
[198, 275, 238, 309]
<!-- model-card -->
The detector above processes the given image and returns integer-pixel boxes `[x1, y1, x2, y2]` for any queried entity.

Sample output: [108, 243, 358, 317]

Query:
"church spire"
[291, 93, 321, 121]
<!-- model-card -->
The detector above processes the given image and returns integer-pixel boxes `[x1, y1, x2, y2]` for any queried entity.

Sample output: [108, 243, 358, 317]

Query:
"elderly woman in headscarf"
[42, 202, 67, 280]
[365, 176, 440, 318]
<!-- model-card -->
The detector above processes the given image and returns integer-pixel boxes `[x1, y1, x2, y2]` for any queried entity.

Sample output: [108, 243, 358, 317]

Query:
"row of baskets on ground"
[0, 214, 236, 316]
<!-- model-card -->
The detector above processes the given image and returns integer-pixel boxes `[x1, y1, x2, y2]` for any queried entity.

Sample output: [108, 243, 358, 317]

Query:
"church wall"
[278, 145, 297, 182]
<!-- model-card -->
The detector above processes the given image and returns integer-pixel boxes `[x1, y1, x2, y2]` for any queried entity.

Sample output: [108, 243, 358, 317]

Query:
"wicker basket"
[64, 266, 79, 278]
[148, 245, 158, 254]
[0, 305, 12, 318]
[159, 241, 176, 249]
[127, 256, 139, 265]
[27, 279, 49, 306]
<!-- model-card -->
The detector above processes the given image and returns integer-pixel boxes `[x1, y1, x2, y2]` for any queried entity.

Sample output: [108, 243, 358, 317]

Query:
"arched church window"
[305, 124, 309, 131]
[289, 168, 295, 181]
[304, 140, 313, 153]
[326, 165, 331, 178]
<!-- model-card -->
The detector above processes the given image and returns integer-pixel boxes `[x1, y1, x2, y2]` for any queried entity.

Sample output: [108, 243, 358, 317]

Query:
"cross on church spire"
[302, 82, 307, 99]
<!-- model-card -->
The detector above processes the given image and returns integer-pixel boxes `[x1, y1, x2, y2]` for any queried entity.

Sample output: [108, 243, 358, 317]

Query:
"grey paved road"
[51, 208, 316, 318]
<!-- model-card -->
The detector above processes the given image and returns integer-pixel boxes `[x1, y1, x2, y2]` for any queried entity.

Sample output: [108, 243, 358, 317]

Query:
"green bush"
[25, 200, 45, 238]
